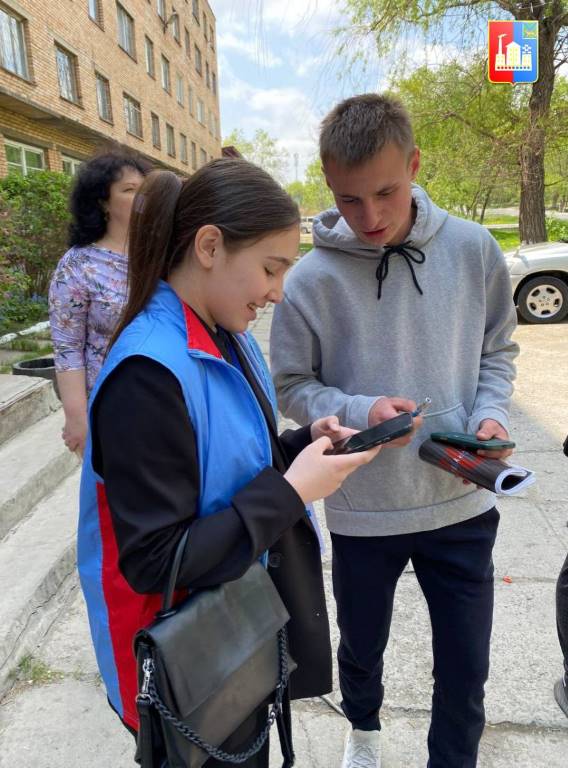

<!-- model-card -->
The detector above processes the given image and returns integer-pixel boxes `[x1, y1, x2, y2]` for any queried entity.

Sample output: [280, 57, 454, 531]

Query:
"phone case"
[329, 416, 413, 455]
[430, 432, 515, 451]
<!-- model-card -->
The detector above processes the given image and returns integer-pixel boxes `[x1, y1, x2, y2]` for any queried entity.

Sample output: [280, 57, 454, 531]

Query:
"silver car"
[505, 241, 568, 324]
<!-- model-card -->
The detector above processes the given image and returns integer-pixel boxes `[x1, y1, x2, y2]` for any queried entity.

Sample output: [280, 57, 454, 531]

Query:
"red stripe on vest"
[97, 483, 162, 730]
[182, 302, 223, 358]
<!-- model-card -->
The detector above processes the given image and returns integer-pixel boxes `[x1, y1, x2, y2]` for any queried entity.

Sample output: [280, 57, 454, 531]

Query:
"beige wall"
[0, 0, 221, 174]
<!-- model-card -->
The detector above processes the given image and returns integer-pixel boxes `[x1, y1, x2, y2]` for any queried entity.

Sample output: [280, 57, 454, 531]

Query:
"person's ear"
[193, 225, 223, 269]
[409, 147, 420, 181]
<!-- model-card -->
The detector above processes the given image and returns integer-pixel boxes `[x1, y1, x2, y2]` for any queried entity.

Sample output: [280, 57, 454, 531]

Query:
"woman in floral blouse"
[49, 151, 151, 456]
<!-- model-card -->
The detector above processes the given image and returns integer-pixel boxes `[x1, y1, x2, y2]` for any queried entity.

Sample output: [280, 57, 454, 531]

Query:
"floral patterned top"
[48, 245, 128, 393]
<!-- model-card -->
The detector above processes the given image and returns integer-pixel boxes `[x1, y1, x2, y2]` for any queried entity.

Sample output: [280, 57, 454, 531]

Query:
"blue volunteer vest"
[78, 280, 279, 728]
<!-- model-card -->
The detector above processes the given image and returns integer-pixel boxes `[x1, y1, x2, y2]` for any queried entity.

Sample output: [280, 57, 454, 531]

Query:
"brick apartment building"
[0, 0, 221, 177]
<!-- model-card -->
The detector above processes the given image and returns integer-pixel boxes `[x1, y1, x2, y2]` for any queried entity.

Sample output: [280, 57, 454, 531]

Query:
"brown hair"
[110, 158, 299, 347]
[320, 93, 415, 168]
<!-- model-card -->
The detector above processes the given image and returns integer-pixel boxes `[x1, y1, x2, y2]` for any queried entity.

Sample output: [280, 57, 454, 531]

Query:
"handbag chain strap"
[144, 626, 290, 764]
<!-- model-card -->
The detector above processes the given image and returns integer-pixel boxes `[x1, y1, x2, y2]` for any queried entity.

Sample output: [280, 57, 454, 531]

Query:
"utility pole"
[294, 153, 299, 182]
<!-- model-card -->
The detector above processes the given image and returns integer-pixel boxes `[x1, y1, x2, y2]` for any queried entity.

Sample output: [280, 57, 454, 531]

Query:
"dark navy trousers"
[331, 507, 500, 768]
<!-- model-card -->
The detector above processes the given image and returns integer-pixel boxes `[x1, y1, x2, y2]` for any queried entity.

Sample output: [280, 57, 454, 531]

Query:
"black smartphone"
[325, 412, 414, 456]
[430, 432, 515, 451]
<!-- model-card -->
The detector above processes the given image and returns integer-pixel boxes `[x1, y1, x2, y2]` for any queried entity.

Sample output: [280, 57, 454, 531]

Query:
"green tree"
[391, 57, 525, 221]
[285, 180, 306, 209]
[0, 171, 72, 297]
[223, 129, 254, 159]
[223, 128, 290, 184]
[545, 76, 568, 211]
[303, 158, 335, 213]
[341, 0, 568, 243]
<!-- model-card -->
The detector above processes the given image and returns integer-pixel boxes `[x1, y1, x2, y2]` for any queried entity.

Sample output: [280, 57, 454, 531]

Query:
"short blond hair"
[320, 93, 415, 167]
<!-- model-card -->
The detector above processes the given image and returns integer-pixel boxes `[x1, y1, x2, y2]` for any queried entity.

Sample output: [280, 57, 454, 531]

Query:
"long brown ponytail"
[109, 158, 299, 350]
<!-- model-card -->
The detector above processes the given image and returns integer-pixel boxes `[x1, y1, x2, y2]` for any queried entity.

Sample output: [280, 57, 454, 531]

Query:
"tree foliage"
[0, 171, 72, 297]
[223, 128, 290, 185]
[392, 57, 521, 219]
[285, 158, 335, 215]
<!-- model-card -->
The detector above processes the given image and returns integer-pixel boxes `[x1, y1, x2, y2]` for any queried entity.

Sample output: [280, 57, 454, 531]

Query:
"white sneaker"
[341, 728, 381, 768]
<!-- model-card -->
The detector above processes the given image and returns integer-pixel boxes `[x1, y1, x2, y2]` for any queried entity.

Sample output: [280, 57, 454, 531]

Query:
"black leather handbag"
[134, 529, 297, 768]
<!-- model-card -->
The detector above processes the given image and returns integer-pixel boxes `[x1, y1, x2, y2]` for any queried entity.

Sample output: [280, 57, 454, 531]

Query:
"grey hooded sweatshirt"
[270, 184, 519, 536]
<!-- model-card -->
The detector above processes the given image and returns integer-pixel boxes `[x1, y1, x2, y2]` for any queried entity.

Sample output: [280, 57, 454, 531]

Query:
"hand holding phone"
[284, 437, 381, 504]
[325, 412, 414, 455]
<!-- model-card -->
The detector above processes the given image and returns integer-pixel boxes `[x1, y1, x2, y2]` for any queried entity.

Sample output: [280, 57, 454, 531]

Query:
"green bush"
[0, 171, 72, 297]
[546, 218, 568, 242]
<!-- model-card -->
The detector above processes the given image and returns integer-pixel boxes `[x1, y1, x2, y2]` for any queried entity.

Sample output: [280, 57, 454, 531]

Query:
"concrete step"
[0, 410, 78, 540]
[0, 374, 60, 448]
[0, 468, 80, 697]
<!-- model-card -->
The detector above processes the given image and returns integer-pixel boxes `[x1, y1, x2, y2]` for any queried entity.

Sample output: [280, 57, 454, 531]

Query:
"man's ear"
[193, 225, 222, 269]
[409, 147, 421, 181]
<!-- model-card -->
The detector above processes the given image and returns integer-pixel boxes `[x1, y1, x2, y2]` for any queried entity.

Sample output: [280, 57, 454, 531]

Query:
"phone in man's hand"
[430, 432, 515, 451]
[325, 412, 414, 456]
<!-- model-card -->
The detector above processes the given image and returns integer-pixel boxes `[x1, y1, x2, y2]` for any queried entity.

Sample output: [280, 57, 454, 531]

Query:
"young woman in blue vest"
[78, 159, 381, 767]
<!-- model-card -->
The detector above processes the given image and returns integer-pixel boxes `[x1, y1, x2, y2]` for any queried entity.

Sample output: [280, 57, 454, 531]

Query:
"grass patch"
[489, 228, 520, 252]
[299, 243, 312, 256]
[0, 310, 49, 338]
[4, 338, 52, 353]
[482, 214, 519, 225]
[10, 654, 63, 686]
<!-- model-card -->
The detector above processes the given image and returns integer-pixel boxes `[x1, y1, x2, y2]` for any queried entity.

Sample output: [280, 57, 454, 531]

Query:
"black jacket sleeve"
[93, 356, 306, 594]
[278, 425, 313, 464]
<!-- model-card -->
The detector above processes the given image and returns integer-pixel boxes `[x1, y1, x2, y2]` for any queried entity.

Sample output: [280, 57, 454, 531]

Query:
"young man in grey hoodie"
[270, 94, 519, 768]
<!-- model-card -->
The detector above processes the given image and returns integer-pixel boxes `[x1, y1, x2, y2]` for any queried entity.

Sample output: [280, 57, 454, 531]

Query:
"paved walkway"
[1, 307, 567, 767]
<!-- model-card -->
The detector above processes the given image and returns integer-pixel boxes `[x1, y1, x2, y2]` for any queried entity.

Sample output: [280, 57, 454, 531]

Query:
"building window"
[95, 72, 112, 122]
[157, 0, 166, 21]
[166, 123, 175, 157]
[205, 61, 210, 89]
[180, 133, 188, 164]
[188, 85, 194, 116]
[194, 44, 202, 75]
[62, 155, 82, 176]
[191, 141, 197, 170]
[151, 113, 160, 148]
[55, 46, 80, 104]
[214, 115, 219, 139]
[172, 13, 180, 43]
[211, 71, 217, 96]
[0, 6, 28, 78]
[184, 27, 190, 58]
[200, 147, 207, 167]
[5, 140, 44, 175]
[209, 24, 214, 50]
[88, 0, 102, 25]
[192, 0, 199, 22]
[203, 13, 207, 39]
[208, 108, 213, 135]
[161, 55, 170, 92]
[117, 3, 135, 58]
[123, 93, 142, 137]
[144, 36, 155, 77]
[176, 73, 184, 105]
[196, 97, 204, 125]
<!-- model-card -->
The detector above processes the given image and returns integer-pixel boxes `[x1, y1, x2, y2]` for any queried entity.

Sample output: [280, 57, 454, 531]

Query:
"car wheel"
[517, 275, 568, 324]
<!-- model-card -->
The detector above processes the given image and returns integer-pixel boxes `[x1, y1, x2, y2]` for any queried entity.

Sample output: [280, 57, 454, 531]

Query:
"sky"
[213, 0, 385, 182]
